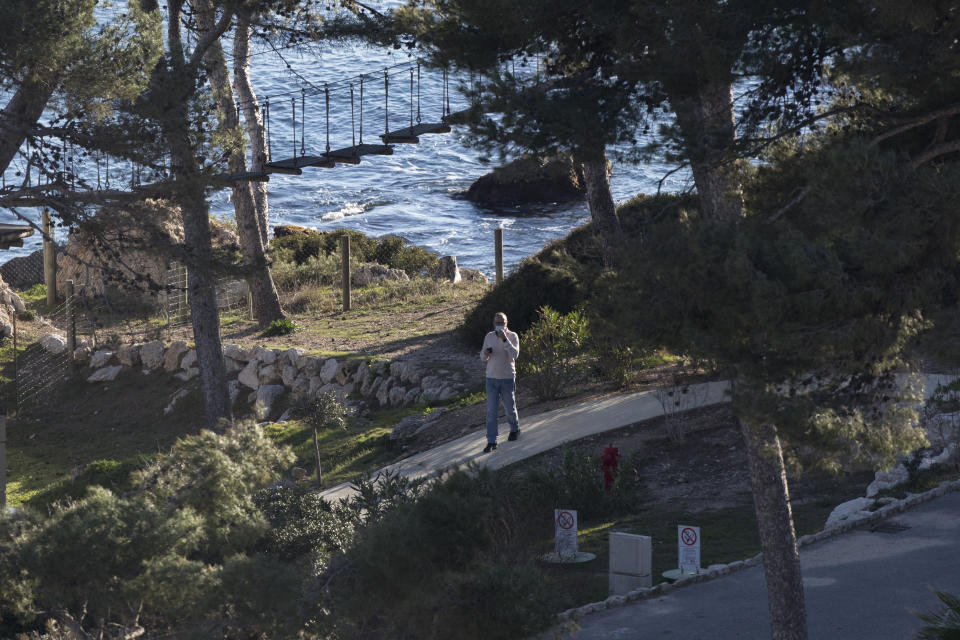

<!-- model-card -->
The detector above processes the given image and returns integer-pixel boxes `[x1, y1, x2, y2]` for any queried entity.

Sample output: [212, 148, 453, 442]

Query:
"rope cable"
[325, 84, 331, 153]
[265, 97, 272, 162]
[291, 96, 297, 159]
[301, 88, 306, 156]
[349, 84, 356, 147]
[384, 70, 389, 134]
[409, 68, 414, 129]
[416, 61, 422, 124]
[359, 75, 364, 144]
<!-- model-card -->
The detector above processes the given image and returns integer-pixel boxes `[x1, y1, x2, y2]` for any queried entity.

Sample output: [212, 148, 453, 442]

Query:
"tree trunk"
[0, 79, 57, 175]
[669, 80, 744, 223]
[577, 146, 622, 267]
[740, 417, 808, 640]
[194, 1, 283, 325]
[233, 17, 270, 247]
[162, 0, 233, 429]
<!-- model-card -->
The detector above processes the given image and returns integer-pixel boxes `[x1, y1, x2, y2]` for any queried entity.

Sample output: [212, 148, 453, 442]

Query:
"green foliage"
[459, 260, 584, 342]
[290, 391, 349, 431]
[517, 306, 590, 400]
[270, 229, 438, 277]
[913, 590, 960, 640]
[261, 317, 300, 337]
[0, 422, 304, 638]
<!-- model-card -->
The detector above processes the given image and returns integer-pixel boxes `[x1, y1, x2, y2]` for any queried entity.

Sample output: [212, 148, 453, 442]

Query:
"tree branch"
[911, 139, 960, 169]
[869, 102, 960, 148]
[768, 186, 811, 223]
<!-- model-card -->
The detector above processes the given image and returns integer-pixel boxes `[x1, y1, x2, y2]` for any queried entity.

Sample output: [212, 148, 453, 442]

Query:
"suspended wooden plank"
[264, 155, 336, 174]
[323, 143, 395, 165]
[0, 223, 33, 250]
[381, 122, 452, 144]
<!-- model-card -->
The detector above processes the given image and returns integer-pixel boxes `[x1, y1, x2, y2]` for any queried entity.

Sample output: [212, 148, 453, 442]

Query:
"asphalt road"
[573, 490, 960, 640]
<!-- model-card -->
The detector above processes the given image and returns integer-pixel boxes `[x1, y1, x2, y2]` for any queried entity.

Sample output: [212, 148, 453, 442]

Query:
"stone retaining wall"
[37, 336, 470, 420]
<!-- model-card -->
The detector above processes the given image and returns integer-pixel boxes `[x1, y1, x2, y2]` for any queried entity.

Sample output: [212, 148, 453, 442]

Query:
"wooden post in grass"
[0, 416, 6, 511]
[66, 280, 76, 356]
[495, 228, 504, 285]
[341, 235, 351, 312]
[42, 209, 56, 306]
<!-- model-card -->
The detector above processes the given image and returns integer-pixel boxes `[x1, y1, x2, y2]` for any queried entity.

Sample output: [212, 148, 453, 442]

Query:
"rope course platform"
[381, 122, 452, 144]
[0, 223, 34, 249]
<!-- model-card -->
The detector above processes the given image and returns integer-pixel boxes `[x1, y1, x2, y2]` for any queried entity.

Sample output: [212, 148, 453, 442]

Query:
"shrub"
[291, 391, 348, 431]
[270, 229, 438, 277]
[261, 317, 301, 336]
[459, 260, 585, 344]
[517, 306, 590, 400]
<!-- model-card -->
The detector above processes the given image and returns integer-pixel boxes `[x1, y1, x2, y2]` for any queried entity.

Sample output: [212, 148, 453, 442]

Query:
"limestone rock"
[39, 333, 68, 354]
[254, 384, 287, 420]
[117, 345, 141, 367]
[258, 364, 281, 385]
[90, 350, 115, 369]
[290, 373, 311, 398]
[223, 344, 249, 361]
[225, 357, 244, 375]
[238, 361, 260, 390]
[163, 389, 191, 415]
[73, 346, 91, 364]
[825, 497, 875, 528]
[281, 364, 299, 387]
[352, 264, 410, 286]
[140, 341, 165, 370]
[865, 464, 910, 498]
[459, 268, 489, 283]
[227, 380, 242, 404]
[433, 256, 461, 283]
[391, 413, 428, 440]
[87, 365, 123, 383]
[319, 358, 339, 384]
[389, 385, 408, 407]
[180, 349, 197, 370]
[163, 341, 189, 372]
[250, 345, 278, 366]
[280, 347, 304, 369]
[175, 368, 199, 381]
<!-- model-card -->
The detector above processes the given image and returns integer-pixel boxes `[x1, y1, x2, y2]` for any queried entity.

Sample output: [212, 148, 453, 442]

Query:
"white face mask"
[494, 325, 505, 332]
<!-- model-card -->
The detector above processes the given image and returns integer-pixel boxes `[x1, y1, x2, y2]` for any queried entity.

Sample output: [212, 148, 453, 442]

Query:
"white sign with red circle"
[678, 524, 701, 573]
[555, 509, 578, 555]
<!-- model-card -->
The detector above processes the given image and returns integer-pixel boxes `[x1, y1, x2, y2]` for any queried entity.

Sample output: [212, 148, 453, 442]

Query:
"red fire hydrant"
[600, 444, 621, 491]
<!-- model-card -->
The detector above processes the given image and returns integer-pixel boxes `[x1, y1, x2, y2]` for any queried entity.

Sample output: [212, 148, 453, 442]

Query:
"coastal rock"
[434, 256, 461, 283]
[238, 361, 260, 390]
[281, 364, 299, 387]
[459, 268, 489, 283]
[181, 349, 197, 370]
[250, 345, 277, 366]
[391, 413, 428, 440]
[825, 497, 875, 528]
[389, 385, 408, 407]
[258, 364, 281, 385]
[319, 358, 339, 384]
[223, 344, 249, 362]
[464, 153, 606, 206]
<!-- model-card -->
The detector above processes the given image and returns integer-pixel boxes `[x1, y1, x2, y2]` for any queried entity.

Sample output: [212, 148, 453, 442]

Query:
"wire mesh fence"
[15, 297, 75, 412]
[0, 249, 45, 291]
[162, 262, 251, 327]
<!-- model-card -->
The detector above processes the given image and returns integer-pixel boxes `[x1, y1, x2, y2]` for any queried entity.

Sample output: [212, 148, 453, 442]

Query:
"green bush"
[261, 317, 301, 336]
[459, 260, 585, 344]
[517, 306, 591, 400]
[270, 229, 438, 277]
[290, 391, 349, 431]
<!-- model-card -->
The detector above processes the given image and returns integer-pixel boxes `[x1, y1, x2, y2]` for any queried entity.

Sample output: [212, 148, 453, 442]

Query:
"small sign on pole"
[677, 524, 701, 573]
[554, 509, 578, 556]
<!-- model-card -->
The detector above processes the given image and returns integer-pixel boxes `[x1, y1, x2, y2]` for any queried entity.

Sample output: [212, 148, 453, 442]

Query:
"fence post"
[42, 209, 56, 306]
[66, 280, 76, 356]
[12, 313, 17, 411]
[494, 228, 504, 285]
[341, 235, 351, 312]
[0, 416, 6, 512]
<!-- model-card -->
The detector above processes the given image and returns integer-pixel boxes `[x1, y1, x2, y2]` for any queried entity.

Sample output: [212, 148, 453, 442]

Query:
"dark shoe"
[483, 442, 497, 453]
[507, 430, 520, 441]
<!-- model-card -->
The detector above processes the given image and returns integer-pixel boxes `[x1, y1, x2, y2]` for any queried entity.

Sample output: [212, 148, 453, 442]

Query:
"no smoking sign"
[677, 524, 701, 573]
[554, 509, 578, 554]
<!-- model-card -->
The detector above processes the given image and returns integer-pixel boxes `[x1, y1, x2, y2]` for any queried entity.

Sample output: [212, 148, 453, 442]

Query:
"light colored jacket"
[480, 329, 520, 379]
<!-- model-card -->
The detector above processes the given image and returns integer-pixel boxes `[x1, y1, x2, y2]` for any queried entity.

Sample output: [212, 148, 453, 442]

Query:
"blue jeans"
[486, 377, 519, 443]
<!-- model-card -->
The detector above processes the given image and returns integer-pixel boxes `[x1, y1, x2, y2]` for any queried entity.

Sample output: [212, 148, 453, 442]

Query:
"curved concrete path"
[322, 373, 956, 504]
[322, 381, 731, 503]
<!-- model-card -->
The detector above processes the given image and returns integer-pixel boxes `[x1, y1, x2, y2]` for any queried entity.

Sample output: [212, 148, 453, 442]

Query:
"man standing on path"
[480, 312, 520, 453]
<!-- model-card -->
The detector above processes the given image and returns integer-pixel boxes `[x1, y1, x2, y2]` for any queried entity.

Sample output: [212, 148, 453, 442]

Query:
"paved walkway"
[322, 373, 956, 504]
[321, 381, 731, 503]
[572, 489, 960, 639]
